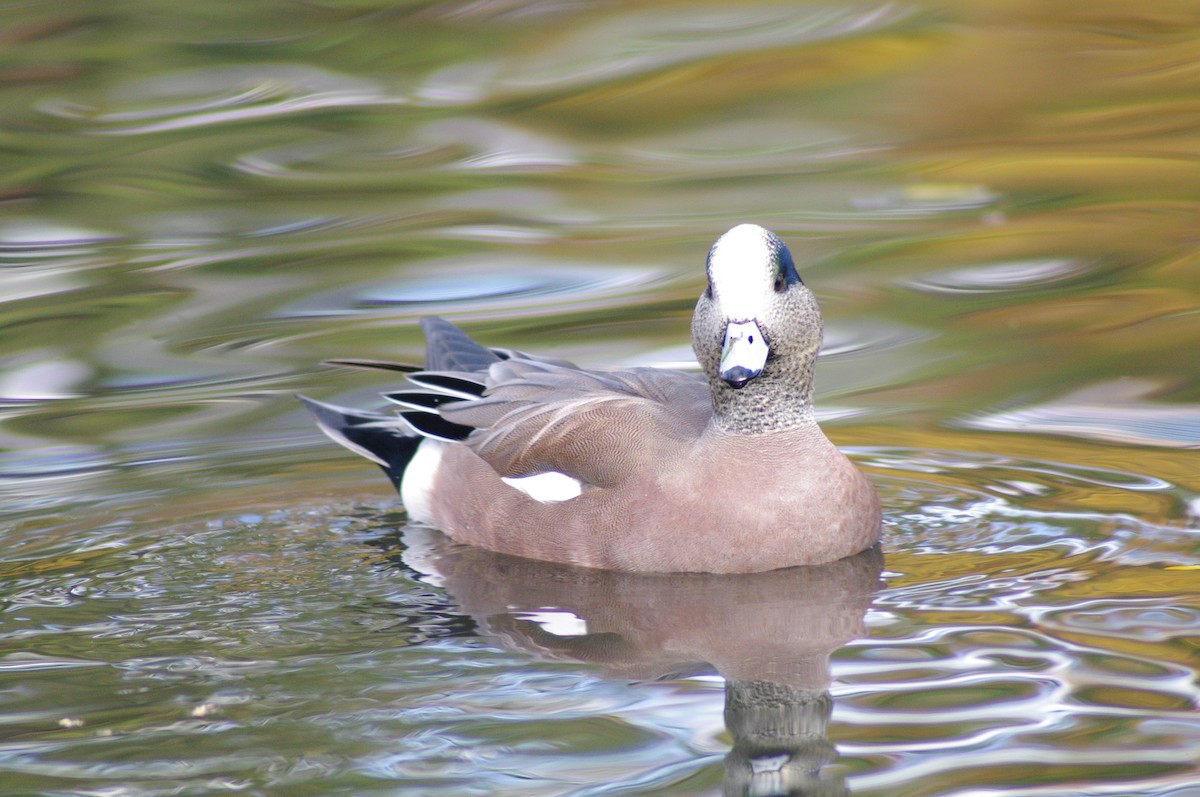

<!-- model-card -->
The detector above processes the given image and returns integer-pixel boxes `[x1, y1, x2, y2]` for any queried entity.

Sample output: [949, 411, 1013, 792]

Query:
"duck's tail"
[298, 396, 423, 489]
[299, 317, 509, 488]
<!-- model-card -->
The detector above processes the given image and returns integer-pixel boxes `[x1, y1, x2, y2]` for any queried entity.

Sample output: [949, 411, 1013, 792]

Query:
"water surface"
[1, 2, 1198, 795]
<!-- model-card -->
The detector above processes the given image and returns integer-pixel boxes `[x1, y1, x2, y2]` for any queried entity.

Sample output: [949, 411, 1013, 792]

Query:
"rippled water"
[1, 2, 1198, 795]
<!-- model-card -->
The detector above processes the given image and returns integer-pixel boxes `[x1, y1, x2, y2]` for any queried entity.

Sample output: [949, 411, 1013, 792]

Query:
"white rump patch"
[708, 223, 775, 320]
[516, 609, 588, 637]
[401, 439, 445, 523]
[502, 471, 582, 502]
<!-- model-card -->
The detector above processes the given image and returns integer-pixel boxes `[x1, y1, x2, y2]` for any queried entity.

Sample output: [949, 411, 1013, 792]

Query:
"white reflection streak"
[968, 403, 1200, 448]
[90, 92, 405, 136]
[505, 4, 913, 91]
[439, 225, 557, 242]
[963, 379, 1200, 449]
[88, 85, 279, 123]
[847, 745, 1200, 793]
[859, 446, 1173, 491]
[455, 150, 574, 169]
[514, 609, 588, 637]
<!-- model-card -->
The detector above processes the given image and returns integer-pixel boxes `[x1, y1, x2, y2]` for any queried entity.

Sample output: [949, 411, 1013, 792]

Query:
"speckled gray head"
[692, 224, 824, 433]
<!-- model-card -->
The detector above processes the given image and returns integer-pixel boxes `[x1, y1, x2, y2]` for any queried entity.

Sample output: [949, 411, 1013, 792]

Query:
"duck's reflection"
[396, 527, 883, 796]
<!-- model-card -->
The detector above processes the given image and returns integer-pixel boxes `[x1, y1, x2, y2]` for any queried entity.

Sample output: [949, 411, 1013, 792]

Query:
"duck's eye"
[705, 284, 713, 300]
[774, 246, 802, 291]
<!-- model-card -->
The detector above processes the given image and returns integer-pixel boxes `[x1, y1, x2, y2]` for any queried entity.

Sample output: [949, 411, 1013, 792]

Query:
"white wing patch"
[502, 471, 582, 502]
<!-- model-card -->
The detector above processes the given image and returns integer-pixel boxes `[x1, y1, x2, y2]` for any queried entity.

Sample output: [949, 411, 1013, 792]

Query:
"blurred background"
[0, 2, 1197, 795]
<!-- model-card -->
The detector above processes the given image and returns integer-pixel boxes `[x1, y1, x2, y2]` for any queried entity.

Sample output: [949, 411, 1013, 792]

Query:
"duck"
[300, 223, 881, 573]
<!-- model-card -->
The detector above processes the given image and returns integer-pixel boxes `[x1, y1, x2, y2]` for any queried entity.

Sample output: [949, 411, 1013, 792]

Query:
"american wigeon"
[301, 223, 881, 573]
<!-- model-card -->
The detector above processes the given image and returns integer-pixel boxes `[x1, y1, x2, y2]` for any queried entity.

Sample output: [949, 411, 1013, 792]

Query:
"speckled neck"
[707, 349, 817, 434]
[691, 289, 823, 435]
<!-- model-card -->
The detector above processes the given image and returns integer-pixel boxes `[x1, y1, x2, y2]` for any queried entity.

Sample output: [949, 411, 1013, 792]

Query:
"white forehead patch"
[707, 223, 777, 320]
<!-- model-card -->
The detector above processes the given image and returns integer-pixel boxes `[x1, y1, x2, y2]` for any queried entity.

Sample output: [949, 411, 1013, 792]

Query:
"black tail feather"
[384, 391, 467, 410]
[299, 396, 423, 488]
[405, 371, 487, 397]
[323, 358, 422, 374]
[399, 410, 475, 442]
[303, 319, 498, 485]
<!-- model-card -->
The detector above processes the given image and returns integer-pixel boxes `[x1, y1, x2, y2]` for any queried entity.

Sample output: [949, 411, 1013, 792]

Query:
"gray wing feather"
[419, 317, 502, 373]
[441, 362, 709, 487]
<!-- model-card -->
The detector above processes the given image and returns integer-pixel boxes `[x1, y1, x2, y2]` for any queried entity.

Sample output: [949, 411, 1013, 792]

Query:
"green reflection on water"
[1, 1, 1198, 796]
